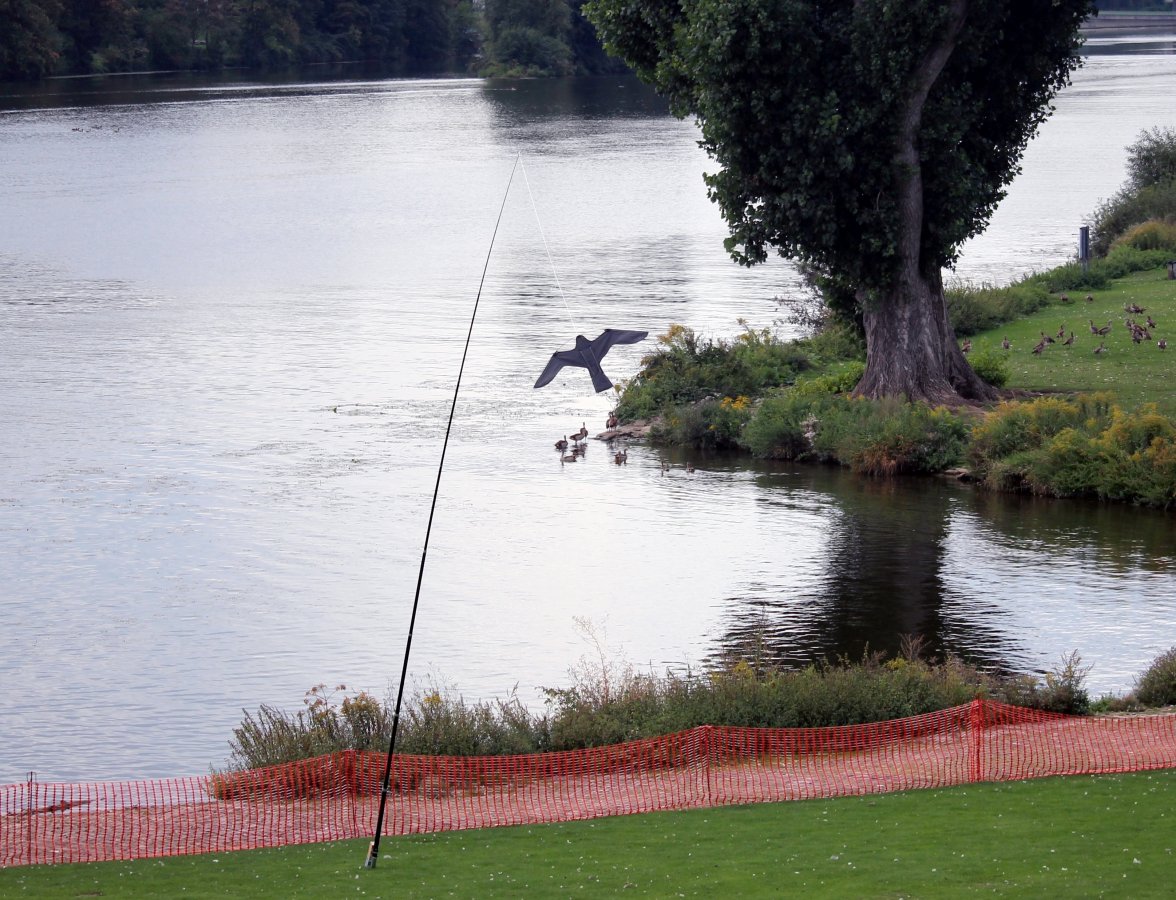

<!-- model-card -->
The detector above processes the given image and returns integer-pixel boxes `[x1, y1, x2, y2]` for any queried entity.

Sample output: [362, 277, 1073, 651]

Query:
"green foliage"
[0, 0, 622, 80]
[1134, 647, 1176, 708]
[486, 26, 572, 75]
[544, 651, 988, 750]
[217, 638, 1103, 771]
[484, 0, 574, 75]
[743, 392, 969, 475]
[993, 652, 1091, 715]
[790, 361, 868, 398]
[0, 0, 62, 79]
[225, 684, 394, 770]
[945, 280, 1053, 337]
[967, 347, 1010, 388]
[969, 396, 1176, 508]
[396, 682, 548, 756]
[1124, 126, 1176, 193]
[223, 681, 550, 771]
[616, 323, 810, 422]
[650, 395, 754, 449]
[1110, 219, 1176, 254]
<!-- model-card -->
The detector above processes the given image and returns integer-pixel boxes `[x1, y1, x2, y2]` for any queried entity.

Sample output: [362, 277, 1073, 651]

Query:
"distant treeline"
[1093, 0, 1175, 11]
[0, 0, 627, 81]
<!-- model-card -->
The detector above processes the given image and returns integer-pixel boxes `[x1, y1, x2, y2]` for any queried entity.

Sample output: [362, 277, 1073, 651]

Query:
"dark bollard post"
[1078, 226, 1090, 275]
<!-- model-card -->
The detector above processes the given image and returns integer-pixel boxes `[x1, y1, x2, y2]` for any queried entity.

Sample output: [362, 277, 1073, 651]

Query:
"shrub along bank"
[219, 643, 1176, 772]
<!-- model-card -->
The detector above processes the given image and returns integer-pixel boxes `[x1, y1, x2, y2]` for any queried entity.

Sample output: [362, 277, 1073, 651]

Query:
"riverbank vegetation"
[0, 0, 623, 82]
[218, 637, 1176, 771]
[624, 261, 1175, 506]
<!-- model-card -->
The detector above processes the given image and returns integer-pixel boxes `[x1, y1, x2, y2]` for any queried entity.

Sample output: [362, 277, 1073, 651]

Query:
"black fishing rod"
[364, 154, 521, 869]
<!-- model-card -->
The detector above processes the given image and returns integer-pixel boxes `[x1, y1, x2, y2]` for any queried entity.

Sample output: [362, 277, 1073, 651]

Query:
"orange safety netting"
[3, 700, 1174, 867]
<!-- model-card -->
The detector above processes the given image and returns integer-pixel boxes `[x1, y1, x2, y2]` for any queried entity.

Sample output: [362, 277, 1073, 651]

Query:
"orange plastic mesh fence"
[3, 701, 1174, 867]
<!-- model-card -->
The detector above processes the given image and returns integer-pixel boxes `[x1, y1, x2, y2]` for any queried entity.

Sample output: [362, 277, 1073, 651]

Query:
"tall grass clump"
[226, 684, 393, 770]
[969, 395, 1176, 508]
[615, 323, 810, 422]
[223, 681, 549, 772]
[1134, 647, 1176, 708]
[543, 651, 989, 749]
[744, 391, 969, 475]
[1110, 219, 1176, 254]
[994, 651, 1091, 716]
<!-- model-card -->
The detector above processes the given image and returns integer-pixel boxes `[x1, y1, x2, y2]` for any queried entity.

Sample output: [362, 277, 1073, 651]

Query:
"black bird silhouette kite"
[534, 329, 648, 393]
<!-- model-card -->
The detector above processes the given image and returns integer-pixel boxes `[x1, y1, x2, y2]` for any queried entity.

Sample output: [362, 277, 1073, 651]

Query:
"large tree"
[585, 0, 1095, 404]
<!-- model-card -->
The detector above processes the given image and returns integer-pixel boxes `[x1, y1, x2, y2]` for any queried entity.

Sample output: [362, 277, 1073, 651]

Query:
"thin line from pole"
[364, 152, 521, 870]
[519, 157, 580, 338]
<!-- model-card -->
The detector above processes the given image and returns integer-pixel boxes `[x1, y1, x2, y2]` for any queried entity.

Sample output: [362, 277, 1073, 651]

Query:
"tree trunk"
[855, 271, 998, 404]
[853, 0, 998, 405]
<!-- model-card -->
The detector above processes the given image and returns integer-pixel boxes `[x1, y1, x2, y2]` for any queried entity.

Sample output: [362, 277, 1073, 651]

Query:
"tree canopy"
[586, 0, 1096, 403]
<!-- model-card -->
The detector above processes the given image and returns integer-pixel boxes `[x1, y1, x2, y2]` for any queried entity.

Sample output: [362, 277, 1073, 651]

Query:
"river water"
[1, 35, 1174, 783]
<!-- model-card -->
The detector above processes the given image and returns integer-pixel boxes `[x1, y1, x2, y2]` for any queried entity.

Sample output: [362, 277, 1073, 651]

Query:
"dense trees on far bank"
[1093, 1, 1175, 11]
[0, 0, 625, 81]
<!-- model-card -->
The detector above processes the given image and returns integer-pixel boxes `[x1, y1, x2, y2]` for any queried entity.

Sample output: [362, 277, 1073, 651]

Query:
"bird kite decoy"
[534, 329, 648, 393]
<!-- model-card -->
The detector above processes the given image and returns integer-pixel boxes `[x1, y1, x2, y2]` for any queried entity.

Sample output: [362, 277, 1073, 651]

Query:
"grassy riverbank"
[970, 267, 1175, 415]
[617, 261, 1175, 507]
[4, 770, 1173, 897]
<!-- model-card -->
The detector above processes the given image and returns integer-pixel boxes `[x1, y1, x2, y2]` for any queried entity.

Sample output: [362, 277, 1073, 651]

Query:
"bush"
[1134, 647, 1176, 708]
[1125, 126, 1176, 194]
[1110, 219, 1176, 254]
[1089, 181, 1176, 257]
[225, 684, 393, 770]
[396, 682, 547, 756]
[990, 652, 1090, 715]
[744, 392, 969, 474]
[967, 347, 1010, 388]
[790, 361, 867, 397]
[222, 681, 549, 772]
[544, 650, 990, 748]
[742, 391, 839, 460]
[969, 395, 1107, 464]
[946, 280, 1053, 336]
[616, 323, 810, 422]
[650, 395, 754, 449]
[969, 396, 1176, 507]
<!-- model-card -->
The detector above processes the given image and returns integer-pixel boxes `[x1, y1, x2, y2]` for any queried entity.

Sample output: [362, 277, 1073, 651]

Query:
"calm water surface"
[2, 37, 1175, 782]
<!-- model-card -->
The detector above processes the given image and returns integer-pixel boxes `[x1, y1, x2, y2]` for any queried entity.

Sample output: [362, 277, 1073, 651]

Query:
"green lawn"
[4, 770, 1174, 898]
[971, 268, 1176, 414]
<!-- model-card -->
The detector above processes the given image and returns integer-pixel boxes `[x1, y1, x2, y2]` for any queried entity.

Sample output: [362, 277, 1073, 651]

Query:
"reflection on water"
[709, 464, 1176, 689]
[1, 40, 1175, 783]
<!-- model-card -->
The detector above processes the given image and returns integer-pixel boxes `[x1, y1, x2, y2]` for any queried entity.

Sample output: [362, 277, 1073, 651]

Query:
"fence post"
[704, 726, 713, 807]
[968, 700, 985, 783]
[25, 771, 35, 867]
[344, 750, 359, 838]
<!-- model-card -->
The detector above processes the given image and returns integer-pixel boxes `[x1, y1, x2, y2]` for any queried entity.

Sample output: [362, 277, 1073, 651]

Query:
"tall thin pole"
[364, 155, 521, 869]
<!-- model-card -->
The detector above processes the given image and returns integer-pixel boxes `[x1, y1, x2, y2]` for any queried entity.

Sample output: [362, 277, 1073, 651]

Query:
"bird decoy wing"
[594, 329, 649, 354]
[534, 348, 586, 389]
